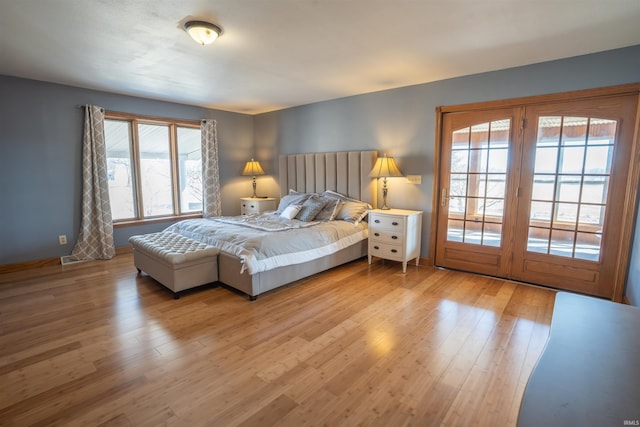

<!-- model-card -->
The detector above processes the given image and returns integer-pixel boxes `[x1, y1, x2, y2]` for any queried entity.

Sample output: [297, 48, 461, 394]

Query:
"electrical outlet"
[406, 175, 422, 184]
[58, 235, 67, 245]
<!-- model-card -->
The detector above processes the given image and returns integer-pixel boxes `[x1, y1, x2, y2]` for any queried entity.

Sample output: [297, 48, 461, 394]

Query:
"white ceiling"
[1, 0, 639, 115]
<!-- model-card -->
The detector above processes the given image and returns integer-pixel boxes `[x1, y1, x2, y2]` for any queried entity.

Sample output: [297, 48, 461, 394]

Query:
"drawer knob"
[374, 219, 380, 223]
[392, 221, 399, 226]
[391, 235, 398, 240]
[373, 246, 379, 250]
[250, 205, 255, 208]
[374, 232, 380, 237]
[391, 249, 398, 253]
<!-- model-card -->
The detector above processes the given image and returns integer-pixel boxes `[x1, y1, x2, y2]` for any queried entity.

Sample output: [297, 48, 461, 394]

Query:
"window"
[104, 113, 202, 222]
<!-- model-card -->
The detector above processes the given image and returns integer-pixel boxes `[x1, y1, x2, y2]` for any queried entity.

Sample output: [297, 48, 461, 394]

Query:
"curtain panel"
[71, 105, 115, 260]
[201, 119, 221, 217]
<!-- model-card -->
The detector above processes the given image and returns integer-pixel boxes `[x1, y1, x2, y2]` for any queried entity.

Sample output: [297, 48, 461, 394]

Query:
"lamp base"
[381, 180, 391, 210]
[251, 178, 258, 198]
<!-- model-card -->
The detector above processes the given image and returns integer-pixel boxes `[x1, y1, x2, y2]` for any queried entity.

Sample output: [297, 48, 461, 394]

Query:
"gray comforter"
[163, 214, 368, 274]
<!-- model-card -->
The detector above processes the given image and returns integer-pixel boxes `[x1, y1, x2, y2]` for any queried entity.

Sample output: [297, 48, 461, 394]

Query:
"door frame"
[429, 83, 640, 302]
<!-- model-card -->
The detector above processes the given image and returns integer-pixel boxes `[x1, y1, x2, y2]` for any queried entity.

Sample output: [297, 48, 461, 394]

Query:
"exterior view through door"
[433, 86, 640, 301]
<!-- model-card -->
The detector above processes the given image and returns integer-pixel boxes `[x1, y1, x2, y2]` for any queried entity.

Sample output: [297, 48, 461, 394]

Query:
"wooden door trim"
[438, 83, 640, 114]
[428, 106, 444, 266]
[430, 84, 640, 302]
[612, 93, 640, 301]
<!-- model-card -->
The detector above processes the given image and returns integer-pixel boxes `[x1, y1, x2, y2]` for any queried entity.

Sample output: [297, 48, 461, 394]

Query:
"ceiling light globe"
[184, 21, 222, 45]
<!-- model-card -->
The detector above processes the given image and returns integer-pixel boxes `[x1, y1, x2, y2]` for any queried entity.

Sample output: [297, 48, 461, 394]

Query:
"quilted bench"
[129, 232, 219, 299]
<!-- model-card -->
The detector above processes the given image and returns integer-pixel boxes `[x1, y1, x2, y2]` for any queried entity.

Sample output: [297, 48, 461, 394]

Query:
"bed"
[166, 151, 378, 300]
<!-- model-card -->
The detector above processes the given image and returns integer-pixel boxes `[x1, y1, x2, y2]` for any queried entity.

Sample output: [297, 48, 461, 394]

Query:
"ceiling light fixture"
[184, 20, 223, 45]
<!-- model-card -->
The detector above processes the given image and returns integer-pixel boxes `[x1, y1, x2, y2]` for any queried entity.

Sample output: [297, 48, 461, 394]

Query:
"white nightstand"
[368, 208, 422, 273]
[240, 197, 277, 215]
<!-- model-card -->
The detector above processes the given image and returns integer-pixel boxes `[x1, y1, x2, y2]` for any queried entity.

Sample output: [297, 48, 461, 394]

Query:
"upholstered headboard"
[278, 151, 378, 207]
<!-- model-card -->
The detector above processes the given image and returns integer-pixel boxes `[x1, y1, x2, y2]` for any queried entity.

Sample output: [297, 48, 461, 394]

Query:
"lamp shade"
[368, 155, 404, 178]
[184, 21, 223, 45]
[241, 159, 265, 177]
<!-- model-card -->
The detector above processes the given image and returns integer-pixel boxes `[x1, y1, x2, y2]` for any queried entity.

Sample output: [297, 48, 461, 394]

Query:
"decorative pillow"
[279, 204, 302, 219]
[314, 196, 343, 221]
[323, 190, 372, 224]
[322, 190, 358, 202]
[337, 200, 371, 224]
[289, 188, 319, 195]
[295, 195, 328, 222]
[276, 193, 311, 214]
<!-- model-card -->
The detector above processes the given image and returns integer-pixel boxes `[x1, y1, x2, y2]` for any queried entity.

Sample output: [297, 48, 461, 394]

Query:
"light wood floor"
[0, 254, 556, 426]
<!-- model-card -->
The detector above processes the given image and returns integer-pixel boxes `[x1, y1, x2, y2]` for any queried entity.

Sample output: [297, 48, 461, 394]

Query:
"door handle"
[441, 188, 451, 207]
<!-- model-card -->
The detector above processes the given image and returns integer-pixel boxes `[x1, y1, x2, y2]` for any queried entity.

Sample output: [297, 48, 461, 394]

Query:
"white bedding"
[163, 214, 368, 274]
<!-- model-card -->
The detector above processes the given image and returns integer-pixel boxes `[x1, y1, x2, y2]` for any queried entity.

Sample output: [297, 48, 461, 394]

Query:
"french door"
[434, 91, 639, 300]
[435, 107, 523, 279]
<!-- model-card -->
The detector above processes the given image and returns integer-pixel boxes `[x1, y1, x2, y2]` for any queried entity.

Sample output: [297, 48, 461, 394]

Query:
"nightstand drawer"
[240, 197, 276, 215]
[241, 201, 260, 214]
[369, 214, 406, 231]
[369, 242, 404, 261]
[370, 229, 404, 244]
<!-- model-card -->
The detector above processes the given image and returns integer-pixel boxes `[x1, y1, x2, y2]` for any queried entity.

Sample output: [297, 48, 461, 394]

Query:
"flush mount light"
[184, 20, 223, 45]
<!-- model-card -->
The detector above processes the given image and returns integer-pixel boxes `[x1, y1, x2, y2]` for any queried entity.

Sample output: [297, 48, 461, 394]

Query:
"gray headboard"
[278, 151, 378, 207]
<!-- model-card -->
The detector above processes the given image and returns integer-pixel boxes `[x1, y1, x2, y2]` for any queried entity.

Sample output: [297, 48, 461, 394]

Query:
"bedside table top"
[240, 197, 277, 201]
[369, 208, 422, 216]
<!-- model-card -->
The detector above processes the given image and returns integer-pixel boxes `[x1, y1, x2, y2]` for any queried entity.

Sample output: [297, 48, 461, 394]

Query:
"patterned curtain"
[71, 105, 115, 260]
[201, 119, 221, 217]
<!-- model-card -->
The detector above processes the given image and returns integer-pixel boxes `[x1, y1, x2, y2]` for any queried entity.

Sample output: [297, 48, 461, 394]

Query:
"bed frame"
[218, 151, 378, 300]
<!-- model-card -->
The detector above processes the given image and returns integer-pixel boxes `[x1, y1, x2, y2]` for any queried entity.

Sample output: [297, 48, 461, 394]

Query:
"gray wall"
[0, 76, 254, 265]
[254, 45, 640, 304]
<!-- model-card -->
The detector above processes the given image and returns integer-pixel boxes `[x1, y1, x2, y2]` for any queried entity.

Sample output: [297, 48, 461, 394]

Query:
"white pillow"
[280, 204, 302, 219]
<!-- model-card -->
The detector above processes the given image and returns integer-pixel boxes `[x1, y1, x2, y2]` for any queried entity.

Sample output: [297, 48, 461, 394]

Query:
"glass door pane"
[446, 119, 510, 247]
[526, 116, 616, 261]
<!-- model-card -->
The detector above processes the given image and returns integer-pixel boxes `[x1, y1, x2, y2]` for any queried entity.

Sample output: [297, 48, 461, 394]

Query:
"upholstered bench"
[129, 232, 219, 299]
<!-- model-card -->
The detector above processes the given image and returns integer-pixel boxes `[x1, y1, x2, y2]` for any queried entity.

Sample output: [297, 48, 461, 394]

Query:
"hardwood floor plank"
[0, 253, 555, 426]
[273, 387, 338, 427]
[236, 394, 299, 427]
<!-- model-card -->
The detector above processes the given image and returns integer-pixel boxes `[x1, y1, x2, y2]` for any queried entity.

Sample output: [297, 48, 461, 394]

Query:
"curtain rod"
[76, 104, 105, 112]
[75, 105, 207, 125]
